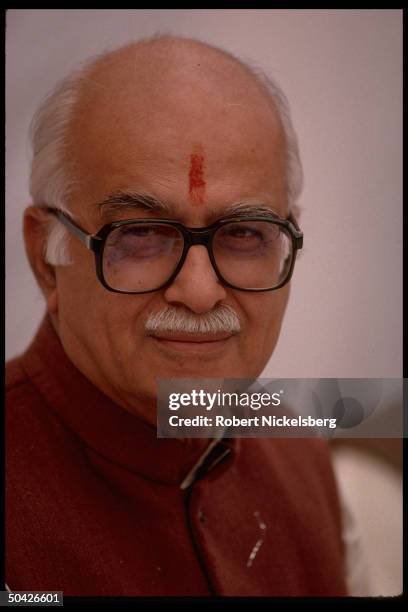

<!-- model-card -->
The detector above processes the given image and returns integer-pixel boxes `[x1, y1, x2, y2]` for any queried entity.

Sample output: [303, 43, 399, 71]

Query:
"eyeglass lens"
[213, 221, 292, 290]
[102, 221, 293, 292]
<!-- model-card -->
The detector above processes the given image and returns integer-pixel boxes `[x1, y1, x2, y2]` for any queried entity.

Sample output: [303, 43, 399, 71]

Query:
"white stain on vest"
[246, 510, 267, 568]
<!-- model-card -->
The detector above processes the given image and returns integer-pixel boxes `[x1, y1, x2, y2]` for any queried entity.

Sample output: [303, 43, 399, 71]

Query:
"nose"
[163, 245, 227, 313]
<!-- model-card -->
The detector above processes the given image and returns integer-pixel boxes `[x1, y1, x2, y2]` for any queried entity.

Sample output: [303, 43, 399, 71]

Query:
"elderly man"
[6, 36, 352, 596]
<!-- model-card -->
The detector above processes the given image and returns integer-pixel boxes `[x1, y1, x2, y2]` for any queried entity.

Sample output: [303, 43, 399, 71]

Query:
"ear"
[23, 206, 58, 315]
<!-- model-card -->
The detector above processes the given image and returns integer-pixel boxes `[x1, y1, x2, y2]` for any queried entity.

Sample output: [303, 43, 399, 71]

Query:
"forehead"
[66, 53, 288, 221]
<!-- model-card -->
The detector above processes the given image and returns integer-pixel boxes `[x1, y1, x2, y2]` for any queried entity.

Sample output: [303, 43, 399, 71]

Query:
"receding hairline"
[81, 35, 268, 84]
[68, 35, 285, 131]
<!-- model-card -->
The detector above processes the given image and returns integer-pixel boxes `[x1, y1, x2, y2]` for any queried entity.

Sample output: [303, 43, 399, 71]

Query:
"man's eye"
[121, 226, 158, 237]
[220, 225, 266, 244]
[105, 224, 183, 266]
[225, 226, 263, 239]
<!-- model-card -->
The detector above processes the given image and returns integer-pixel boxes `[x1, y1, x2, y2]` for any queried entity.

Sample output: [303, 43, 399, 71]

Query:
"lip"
[150, 332, 234, 353]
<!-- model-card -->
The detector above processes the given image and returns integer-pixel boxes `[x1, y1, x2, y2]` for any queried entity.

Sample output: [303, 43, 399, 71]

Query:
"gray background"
[6, 9, 402, 378]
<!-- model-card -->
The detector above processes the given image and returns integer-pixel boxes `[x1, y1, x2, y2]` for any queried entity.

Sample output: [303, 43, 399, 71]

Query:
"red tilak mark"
[189, 152, 206, 205]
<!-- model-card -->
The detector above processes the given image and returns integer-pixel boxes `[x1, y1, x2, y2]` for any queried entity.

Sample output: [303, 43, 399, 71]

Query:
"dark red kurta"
[6, 317, 347, 596]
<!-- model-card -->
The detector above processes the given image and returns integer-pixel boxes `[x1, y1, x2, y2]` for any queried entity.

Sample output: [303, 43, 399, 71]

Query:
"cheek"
[238, 286, 290, 353]
[56, 250, 104, 322]
[55, 252, 149, 347]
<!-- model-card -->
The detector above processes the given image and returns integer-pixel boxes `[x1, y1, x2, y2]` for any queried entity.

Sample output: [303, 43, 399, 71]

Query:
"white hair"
[29, 38, 303, 266]
[145, 304, 241, 335]
[254, 70, 303, 219]
[29, 69, 85, 265]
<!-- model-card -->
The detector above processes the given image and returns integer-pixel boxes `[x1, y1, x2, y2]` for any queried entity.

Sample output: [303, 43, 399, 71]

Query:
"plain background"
[6, 9, 402, 378]
[5, 10, 403, 595]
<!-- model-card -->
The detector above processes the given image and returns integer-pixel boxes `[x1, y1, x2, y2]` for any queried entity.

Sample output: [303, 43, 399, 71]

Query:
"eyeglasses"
[48, 208, 303, 294]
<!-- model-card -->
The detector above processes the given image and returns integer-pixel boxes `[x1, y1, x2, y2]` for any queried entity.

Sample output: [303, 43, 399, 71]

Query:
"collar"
[21, 316, 238, 486]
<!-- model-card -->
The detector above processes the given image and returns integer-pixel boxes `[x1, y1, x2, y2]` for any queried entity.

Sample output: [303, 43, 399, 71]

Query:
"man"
[6, 35, 355, 596]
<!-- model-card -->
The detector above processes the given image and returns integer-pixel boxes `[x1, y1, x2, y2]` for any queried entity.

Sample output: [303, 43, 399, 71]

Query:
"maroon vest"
[6, 317, 347, 596]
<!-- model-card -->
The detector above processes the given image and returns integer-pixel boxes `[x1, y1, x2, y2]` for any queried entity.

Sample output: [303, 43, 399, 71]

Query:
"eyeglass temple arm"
[48, 209, 101, 252]
[287, 213, 303, 250]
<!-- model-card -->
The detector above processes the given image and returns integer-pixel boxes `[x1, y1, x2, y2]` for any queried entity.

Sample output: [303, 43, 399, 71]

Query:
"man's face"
[53, 57, 291, 421]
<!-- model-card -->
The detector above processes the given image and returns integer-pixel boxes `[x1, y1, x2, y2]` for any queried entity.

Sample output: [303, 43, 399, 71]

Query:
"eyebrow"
[96, 190, 282, 222]
[215, 202, 281, 220]
[97, 190, 171, 220]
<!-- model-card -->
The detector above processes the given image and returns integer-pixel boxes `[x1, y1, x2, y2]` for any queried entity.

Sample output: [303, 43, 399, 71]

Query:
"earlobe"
[23, 206, 58, 311]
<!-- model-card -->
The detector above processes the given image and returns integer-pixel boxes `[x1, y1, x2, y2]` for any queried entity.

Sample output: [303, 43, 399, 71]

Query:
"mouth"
[149, 331, 235, 354]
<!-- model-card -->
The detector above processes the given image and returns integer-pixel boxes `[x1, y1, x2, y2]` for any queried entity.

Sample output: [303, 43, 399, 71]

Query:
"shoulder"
[6, 353, 84, 475]
[6, 355, 30, 392]
[5, 356, 44, 429]
[6, 353, 90, 542]
[238, 437, 341, 516]
[6, 355, 49, 431]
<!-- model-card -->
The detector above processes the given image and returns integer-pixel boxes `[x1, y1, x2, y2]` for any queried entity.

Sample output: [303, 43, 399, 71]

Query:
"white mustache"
[145, 304, 241, 335]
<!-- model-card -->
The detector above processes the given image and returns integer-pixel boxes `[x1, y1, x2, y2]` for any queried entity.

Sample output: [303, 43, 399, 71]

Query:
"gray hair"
[145, 303, 241, 335]
[29, 65, 90, 265]
[29, 38, 303, 266]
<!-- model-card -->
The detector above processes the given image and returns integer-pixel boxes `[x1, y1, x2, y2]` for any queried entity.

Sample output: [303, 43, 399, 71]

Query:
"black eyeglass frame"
[47, 208, 303, 294]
